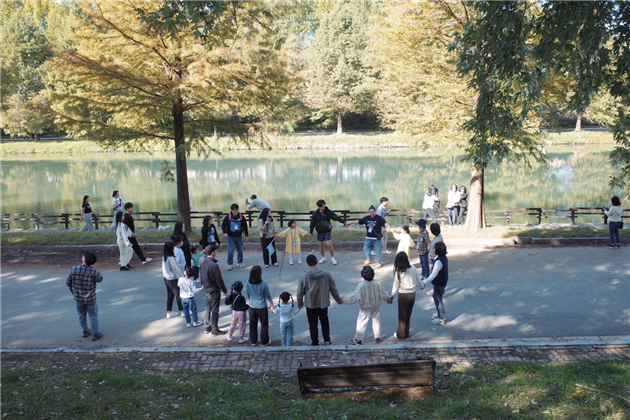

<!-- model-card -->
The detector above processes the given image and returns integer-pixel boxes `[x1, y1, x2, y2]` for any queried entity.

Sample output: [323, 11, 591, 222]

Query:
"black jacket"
[225, 292, 249, 311]
[309, 207, 344, 234]
[199, 257, 227, 294]
[200, 224, 221, 247]
[221, 212, 249, 238]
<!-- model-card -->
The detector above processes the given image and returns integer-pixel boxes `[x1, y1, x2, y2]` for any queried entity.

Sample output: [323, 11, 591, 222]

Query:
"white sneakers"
[237, 263, 246, 268]
[318, 257, 327, 264]
[142, 258, 153, 264]
[166, 311, 180, 319]
[383, 250, 392, 254]
[318, 256, 337, 265]
[227, 265, 233, 271]
[331, 257, 337, 265]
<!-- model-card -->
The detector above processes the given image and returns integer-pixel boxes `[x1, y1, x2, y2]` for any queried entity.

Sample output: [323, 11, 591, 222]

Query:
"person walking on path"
[162, 241, 184, 319]
[604, 196, 624, 249]
[347, 205, 390, 269]
[344, 266, 391, 345]
[199, 215, 221, 249]
[177, 267, 204, 328]
[173, 222, 192, 268]
[108, 190, 124, 231]
[246, 265, 274, 346]
[79, 195, 98, 232]
[221, 203, 250, 271]
[297, 254, 344, 346]
[422, 185, 440, 224]
[415, 219, 431, 278]
[123, 203, 152, 264]
[225, 281, 249, 343]
[115, 212, 133, 271]
[377, 197, 392, 254]
[66, 251, 104, 341]
[446, 184, 461, 226]
[389, 225, 415, 260]
[257, 208, 278, 268]
[271, 292, 300, 347]
[458, 186, 468, 225]
[276, 219, 309, 265]
[200, 244, 228, 335]
[421, 241, 449, 325]
[390, 251, 424, 339]
[246, 194, 271, 218]
[308, 199, 346, 265]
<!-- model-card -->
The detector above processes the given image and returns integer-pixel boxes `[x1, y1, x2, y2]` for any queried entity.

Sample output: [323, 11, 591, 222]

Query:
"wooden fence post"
[34, 214, 40, 230]
[537, 209, 543, 225]
[62, 214, 70, 229]
[4, 214, 9, 230]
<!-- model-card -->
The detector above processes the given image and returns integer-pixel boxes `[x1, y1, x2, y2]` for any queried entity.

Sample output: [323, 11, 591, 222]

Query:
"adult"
[108, 190, 124, 231]
[173, 221, 192, 268]
[425, 222, 444, 296]
[347, 205, 390, 269]
[115, 212, 133, 271]
[221, 203, 250, 271]
[245, 265, 274, 346]
[162, 241, 184, 318]
[257, 208, 278, 267]
[421, 242, 449, 325]
[458, 186, 468, 225]
[603, 196, 624, 249]
[199, 215, 221, 249]
[422, 185, 440, 224]
[79, 195, 98, 232]
[123, 202, 152, 264]
[200, 244, 228, 335]
[66, 251, 104, 341]
[308, 199, 346, 265]
[297, 254, 343, 346]
[376, 197, 392, 254]
[446, 184, 461, 226]
[389, 251, 424, 339]
[246, 194, 271, 218]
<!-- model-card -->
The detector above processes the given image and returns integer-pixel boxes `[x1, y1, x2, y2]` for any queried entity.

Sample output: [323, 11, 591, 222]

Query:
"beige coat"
[276, 226, 309, 254]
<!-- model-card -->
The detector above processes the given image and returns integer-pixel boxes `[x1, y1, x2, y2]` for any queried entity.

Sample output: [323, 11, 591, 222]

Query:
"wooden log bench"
[297, 356, 436, 395]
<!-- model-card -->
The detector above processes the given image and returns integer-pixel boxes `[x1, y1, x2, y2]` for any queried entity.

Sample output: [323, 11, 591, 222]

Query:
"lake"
[1, 145, 624, 228]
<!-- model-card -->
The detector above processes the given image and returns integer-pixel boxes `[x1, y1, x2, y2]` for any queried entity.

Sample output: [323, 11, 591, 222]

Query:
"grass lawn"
[2, 359, 628, 419]
[1, 224, 627, 247]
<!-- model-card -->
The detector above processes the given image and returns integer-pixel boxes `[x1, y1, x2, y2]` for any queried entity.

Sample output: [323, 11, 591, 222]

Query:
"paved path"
[2, 245, 628, 352]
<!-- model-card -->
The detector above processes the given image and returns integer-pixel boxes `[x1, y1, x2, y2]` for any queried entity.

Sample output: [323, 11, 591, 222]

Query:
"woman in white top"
[390, 251, 424, 339]
[603, 196, 623, 249]
[422, 185, 440, 224]
[115, 212, 133, 270]
[446, 184, 461, 226]
[109, 190, 124, 232]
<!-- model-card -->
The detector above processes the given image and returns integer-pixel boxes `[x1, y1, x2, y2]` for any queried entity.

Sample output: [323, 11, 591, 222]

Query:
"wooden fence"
[3, 207, 629, 230]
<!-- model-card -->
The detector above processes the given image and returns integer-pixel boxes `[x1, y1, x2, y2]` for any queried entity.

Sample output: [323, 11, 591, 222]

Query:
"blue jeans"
[227, 235, 244, 265]
[364, 238, 382, 264]
[433, 286, 446, 320]
[181, 297, 199, 324]
[609, 221, 621, 245]
[75, 301, 100, 335]
[280, 320, 294, 347]
[448, 207, 459, 226]
[419, 253, 430, 278]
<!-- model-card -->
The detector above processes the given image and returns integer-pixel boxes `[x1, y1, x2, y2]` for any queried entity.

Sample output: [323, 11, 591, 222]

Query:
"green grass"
[1, 224, 627, 247]
[2, 360, 628, 419]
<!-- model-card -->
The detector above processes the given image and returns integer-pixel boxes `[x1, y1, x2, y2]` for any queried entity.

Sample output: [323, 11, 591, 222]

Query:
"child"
[177, 267, 204, 327]
[389, 225, 415, 260]
[276, 219, 309, 265]
[343, 266, 391, 345]
[191, 244, 204, 280]
[225, 281, 249, 343]
[271, 292, 300, 346]
[426, 223, 444, 296]
[415, 219, 430, 278]
[172, 234, 186, 273]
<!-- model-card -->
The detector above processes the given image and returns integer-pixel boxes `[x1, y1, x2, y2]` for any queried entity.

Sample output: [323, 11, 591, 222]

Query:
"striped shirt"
[66, 264, 103, 304]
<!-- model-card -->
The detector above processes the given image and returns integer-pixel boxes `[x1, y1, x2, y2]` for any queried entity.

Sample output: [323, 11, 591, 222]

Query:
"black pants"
[204, 291, 221, 333]
[164, 278, 183, 312]
[306, 307, 330, 345]
[396, 292, 415, 339]
[129, 236, 146, 261]
[260, 237, 277, 266]
[249, 307, 269, 345]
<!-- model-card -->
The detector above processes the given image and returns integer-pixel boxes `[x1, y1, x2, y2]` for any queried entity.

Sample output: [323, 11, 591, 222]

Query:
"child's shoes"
[226, 335, 233, 341]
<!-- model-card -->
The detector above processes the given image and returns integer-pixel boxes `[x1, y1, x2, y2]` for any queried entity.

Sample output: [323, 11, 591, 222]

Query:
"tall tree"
[304, 1, 373, 134]
[47, 0, 293, 230]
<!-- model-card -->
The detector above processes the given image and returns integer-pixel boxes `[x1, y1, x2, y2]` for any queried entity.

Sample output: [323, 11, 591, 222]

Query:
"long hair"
[173, 221, 186, 237]
[115, 211, 124, 227]
[202, 215, 212, 227]
[248, 265, 263, 285]
[278, 291, 294, 307]
[393, 251, 411, 282]
[82, 195, 89, 206]
[163, 241, 175, 261]
[258, 208, 272, 220]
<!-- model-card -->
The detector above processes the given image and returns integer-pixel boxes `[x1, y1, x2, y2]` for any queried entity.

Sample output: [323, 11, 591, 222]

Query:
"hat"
[204, 244, 219, 255]
[250, 194, 257, 199]
[416, 219, 427, 228]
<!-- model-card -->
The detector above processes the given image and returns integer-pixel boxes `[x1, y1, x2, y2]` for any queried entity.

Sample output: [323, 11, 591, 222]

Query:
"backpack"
[228, 213, 243, 234]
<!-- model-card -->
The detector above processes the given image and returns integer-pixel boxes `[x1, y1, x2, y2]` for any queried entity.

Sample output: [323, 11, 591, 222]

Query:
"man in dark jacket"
[221, 203, 250, 271]
[297, 254, 343, 345]
[308, 199, 346, 265]
[200, 244, 228, 335]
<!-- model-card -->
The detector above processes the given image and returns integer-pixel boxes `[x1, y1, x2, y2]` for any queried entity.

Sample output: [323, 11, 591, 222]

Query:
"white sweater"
[391, 265, 423, 296]
[604, 205, 623, 223]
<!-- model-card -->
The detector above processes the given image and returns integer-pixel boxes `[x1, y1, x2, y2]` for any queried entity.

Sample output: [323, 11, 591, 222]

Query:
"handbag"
[620, 220, 624, 230]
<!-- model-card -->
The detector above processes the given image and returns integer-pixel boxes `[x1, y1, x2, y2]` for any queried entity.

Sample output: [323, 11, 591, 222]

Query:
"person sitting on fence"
[276, 219, 309, 265]
[246, 194, 272, 218]
[79, 195, 98, 232]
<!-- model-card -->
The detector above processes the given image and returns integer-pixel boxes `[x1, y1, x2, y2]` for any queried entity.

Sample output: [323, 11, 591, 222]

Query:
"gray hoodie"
[297, 267, 342, 309]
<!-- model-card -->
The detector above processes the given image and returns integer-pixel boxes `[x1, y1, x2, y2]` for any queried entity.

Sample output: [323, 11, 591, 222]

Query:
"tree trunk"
[214, 124, 218, 138]
[336, 113, 343, 134]
[575, 115, 582, 131]
[465, 165, 487, 231]
[33, 133, 40, 141]
[173, 96, 192, 233]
